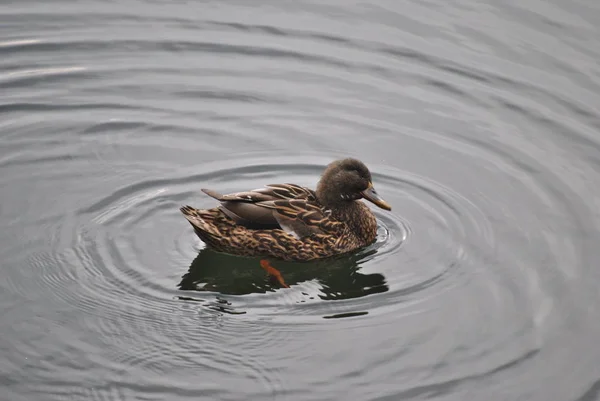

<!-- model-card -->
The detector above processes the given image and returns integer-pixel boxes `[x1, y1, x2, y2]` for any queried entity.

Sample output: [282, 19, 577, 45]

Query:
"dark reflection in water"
[179, 247, 389, 300]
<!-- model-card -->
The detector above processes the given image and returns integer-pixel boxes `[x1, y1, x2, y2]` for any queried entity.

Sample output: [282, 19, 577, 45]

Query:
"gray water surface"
[2, 1, 600, 400]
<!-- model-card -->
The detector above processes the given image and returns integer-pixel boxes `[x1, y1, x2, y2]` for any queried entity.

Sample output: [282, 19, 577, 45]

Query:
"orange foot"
[260, 259, 289, 288]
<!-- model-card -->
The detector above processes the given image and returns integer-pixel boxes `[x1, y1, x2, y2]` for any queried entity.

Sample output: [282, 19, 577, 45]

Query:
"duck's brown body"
[180, 159, 391, 262]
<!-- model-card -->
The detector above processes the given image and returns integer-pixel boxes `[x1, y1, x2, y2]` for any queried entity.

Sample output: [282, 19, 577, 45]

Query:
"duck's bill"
[361, 184, 392, 211]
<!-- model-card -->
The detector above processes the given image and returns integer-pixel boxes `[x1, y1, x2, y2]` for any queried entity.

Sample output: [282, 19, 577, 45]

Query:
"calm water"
[2, 1, 600, 400]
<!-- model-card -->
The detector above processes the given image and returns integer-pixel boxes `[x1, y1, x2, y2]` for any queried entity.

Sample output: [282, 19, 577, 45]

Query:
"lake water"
[2, 1, 600, 400]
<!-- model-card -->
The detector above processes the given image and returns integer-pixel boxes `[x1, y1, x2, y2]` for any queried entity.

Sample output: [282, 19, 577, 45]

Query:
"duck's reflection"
[178, 247, 389, 301]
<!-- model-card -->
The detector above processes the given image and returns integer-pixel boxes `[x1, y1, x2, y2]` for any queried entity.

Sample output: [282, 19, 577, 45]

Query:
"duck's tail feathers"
[180, 205, 220, 238]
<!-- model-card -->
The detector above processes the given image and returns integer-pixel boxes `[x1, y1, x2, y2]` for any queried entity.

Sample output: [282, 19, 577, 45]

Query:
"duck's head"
[316, 158, 391, 211]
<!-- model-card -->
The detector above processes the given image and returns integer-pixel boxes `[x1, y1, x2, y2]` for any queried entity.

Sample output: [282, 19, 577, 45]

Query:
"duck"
[180, 158, 391, 263]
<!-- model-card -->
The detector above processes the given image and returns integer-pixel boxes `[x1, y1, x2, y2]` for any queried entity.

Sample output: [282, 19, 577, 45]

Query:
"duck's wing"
[203, 183, 316, 202]
[258, 199, 345, 240]
[201, 184, 318, 228]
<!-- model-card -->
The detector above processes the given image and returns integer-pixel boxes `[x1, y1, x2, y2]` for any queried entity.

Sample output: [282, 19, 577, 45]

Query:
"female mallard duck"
[180, 158, 391, 262]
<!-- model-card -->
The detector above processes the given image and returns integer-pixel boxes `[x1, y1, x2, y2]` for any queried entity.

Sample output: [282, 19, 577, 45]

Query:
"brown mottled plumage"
[180, 158, 392, 262]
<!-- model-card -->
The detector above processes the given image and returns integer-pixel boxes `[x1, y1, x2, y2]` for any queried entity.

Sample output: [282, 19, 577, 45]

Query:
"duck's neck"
[331, 201, 378, 245]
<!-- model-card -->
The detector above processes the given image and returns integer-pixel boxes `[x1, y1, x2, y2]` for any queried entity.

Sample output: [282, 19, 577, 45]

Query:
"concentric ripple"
[2, 1, 600, 401]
